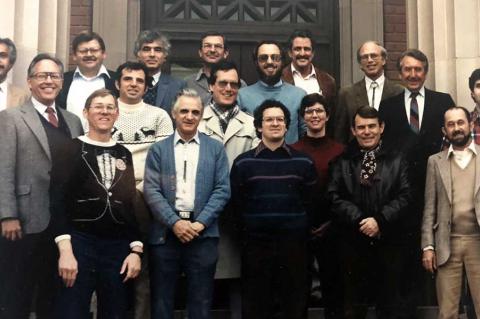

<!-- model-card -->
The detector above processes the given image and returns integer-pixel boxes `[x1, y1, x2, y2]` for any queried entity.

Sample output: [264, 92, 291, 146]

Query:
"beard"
[450, 131, 471, 147]
[256, 63, 282, 86]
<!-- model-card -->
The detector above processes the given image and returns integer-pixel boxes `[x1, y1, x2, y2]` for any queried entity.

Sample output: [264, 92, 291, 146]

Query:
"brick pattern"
[383, 0, 407, 80]
[69, 0, 93, 70]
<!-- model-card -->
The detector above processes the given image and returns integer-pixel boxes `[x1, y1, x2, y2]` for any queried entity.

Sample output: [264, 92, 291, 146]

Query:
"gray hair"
[133, 30, 171, 56]
[171, 88, 203, 114]
[27, 53, 64, 78]
[0, 37, 17, 65]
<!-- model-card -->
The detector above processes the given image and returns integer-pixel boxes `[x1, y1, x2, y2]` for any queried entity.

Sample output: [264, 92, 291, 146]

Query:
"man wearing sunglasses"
[57, 32, 115, 130]
[238, 40, 306, 144]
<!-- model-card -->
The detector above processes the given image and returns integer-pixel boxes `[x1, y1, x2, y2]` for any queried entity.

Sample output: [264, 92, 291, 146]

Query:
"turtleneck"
[118, 99, 144, 114]
[303, 134, 328, 146]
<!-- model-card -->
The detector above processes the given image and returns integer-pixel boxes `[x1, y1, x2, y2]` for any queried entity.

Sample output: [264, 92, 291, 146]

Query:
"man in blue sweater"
[230, 99, 317, 319]
[237, 41, 306, 144]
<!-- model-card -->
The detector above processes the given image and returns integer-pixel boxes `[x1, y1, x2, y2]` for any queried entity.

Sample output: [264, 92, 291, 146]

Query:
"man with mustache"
[185, 31, 246, 106]
[379, 48, 455, 317]
[0, 37, 29, 109]
[112, 61, 173, 319]
[422, 106, 480, 318]
[135, 29, 186, 116]
[334, 41, 403, 144]
[238, 41, 306, 144]
[57, 31, 116, 130]
[281, 30, 336, 124]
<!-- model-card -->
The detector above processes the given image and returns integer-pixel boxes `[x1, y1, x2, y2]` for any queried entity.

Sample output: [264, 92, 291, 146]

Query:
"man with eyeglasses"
[185, 31, 246, 106]
[334, 41, 403, 144]
[198, 60, 258, 319]
[112, 61, 173, 319]
[57, 31, 115, 131]
[238, 40, 306, 144]
[230, 99, 317, 319]
[144, 89, 230, 319]
[0, 53, 83, 319]
[135, 29, 186, 116]
[0, 37, 29, 109]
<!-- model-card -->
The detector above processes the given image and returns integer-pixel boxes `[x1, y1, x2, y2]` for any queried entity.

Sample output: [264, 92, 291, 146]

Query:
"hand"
[58, 250, 78, 288]
[172, 220, 199, 243]
[191, 222, 205, 233]
[422, 249, 437, 274]
[120, 252, 142, 282]
[311, 221, 331, 238]
[359, 217, 380, 237]
[1, 219, 22, 241]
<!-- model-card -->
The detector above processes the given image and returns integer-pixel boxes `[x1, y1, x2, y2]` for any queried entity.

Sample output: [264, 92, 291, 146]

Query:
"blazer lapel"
[354, 80, 369, 107]
[20, 102, 51, 161]
[155, 74, 169, 107]
[203, 108, 224, 139]
[475, 145, 480, 196]
[224, 115, 243, 144]
[437, 152, 452, 203]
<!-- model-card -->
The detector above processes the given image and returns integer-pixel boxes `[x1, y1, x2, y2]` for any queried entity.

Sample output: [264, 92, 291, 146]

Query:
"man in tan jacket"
[422, 106, 480, 318]
[0, 37, 29, 109]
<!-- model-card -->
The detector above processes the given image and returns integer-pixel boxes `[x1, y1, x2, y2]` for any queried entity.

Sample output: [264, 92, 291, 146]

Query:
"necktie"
[45, 106, 58, 127]
[370, 81, 378, 108]
[410, 92, 419, 134]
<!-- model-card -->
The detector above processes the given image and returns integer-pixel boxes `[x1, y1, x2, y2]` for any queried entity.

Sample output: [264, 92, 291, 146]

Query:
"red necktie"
[45, 106, 58, 127]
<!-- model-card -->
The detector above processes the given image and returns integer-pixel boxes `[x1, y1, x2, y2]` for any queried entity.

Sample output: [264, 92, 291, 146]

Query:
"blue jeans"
[54, 231, 131, 319]
[149, 234, 218, 319]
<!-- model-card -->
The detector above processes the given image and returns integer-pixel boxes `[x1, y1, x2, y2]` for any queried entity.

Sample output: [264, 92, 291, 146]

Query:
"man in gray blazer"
[144, 88, 230, 319]
[0, 53, 83, 319]
[334, 41, 403, 144]
[422, 106, 480, 318]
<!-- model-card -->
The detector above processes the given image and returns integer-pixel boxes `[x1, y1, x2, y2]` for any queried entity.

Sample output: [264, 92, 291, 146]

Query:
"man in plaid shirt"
[469, 69, 480, 145]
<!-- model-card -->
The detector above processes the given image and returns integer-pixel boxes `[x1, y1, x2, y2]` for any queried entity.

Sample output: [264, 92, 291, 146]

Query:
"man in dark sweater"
[230, 99, 317, 319]
[291, 93, 344, 319]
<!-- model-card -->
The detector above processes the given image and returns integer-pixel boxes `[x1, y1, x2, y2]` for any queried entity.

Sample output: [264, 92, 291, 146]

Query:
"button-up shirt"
[0, 81, 7, 111]
[365, 74, 385, 110]
[403, 86, 426, 128]
[174, 130, 200, 211]
[291, 63, 321, 95]
[32, 96, 59, 122]
[448, 140, 477, 169]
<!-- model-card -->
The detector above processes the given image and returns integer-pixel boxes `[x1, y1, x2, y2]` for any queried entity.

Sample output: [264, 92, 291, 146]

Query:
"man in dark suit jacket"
[56, 32, 116, 130]
[334, 41, 403, 144]
[379, 48, 455, 316]
[134, 29, 186, 116]
[0, 54, 83, 319]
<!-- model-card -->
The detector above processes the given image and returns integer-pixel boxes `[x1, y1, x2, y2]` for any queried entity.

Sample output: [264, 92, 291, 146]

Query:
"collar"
[254, 141, 291, 157]
[0, 81, 7, 93]
[405, 86, 425, 98]
[259, 79, 283, 88]
[118, 99, 144, 113]
[152, 71, 161, 85]
[174, 130, 200, 145]
[31, 96, 56, 111]
[291, 63, 316, 79]
[74, 65, 110, 80]
[78, 135, 116, 147]
[447, 140, 477, 158]
[365, 73, 385, 87]
[195, 68, 209, 81]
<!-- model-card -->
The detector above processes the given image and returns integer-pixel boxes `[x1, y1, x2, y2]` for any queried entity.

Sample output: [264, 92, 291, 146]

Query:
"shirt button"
[108, 192, 112, 197]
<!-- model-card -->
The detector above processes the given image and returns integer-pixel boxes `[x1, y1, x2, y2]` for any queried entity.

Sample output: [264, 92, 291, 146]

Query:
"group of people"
[0, 26, 479, 319]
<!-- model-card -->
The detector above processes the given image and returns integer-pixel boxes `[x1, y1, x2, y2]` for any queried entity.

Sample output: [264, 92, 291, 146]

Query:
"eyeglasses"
[216, 81, 240, 90]
[304, 108, 325, 115]
[31, 72, 63, 81]
[141, 46, 165, 53]
[76, 47, 102, 55]
[257, 54, 282, 63]
[89, 104, 117, 113]
[359, 53, 381, 61]
[202, 43, 224, 50]
[263, 116, 285, 124]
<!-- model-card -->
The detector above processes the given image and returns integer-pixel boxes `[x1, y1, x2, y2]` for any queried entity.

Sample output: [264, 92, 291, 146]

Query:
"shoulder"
[425, 89, 454, 104]
[161, 73, 186, 87]
[144, 103, 170, 118]
[314, 66, 335, 83]
[199, 132, 224, 148]
[282, 82, 305, 94]
[339, 79, 364, 95]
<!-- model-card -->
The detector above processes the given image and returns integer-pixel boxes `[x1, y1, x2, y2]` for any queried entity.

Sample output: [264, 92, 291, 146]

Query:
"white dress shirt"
[291, 63, 321, 95]
[448, 141, 477, 169]
[0, 81, 7, 111]
[364, 74, 385, 110]
[31, 96, 59, 122]
[151, 71, 161, 86]
[174, 130, 200, 211]
[403, 86, 426, 128]
[66, 65, 110, 130]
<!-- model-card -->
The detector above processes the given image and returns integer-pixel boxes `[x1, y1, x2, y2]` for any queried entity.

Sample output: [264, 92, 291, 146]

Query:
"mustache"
[295, 56, 310, 60]
[82, 57, 97, 62]
[263, 64, 277, 69]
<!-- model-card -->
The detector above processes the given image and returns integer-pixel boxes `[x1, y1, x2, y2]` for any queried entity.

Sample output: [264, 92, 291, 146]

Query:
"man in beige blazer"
[422, 106, 480, 318]
[0, 38, 29, 109]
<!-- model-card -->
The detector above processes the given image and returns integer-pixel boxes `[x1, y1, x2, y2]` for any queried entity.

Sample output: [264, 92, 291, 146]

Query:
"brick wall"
[383, 0, 407, 80]
[69, 0, 93, 70]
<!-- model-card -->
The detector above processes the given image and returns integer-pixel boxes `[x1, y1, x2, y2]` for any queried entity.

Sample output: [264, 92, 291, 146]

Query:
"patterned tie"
[143, 83, 158, 106]
[45, 106, 58, 127]
[410, 92, 419, 134]
[370, 81, 378, 108]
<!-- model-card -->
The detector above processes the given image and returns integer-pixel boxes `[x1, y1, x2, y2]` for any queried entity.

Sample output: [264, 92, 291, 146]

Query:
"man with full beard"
[238, 40, 306, 144]
[56, 32, 116, 130]
[422, 106, 480, 318]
